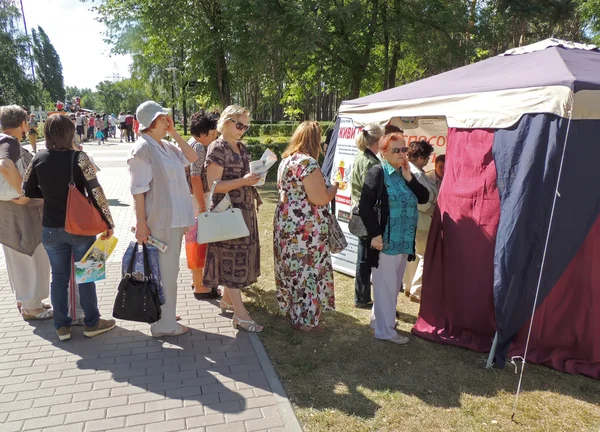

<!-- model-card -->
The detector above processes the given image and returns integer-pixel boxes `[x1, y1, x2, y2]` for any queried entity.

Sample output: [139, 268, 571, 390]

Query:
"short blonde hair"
[355, 123, 384, 151]
[217, 105, 250, 133]
[282, 121, 322, 160]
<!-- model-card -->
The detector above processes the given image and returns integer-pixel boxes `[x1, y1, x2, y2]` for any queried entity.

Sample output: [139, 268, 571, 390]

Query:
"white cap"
[136, 101, 170, 131]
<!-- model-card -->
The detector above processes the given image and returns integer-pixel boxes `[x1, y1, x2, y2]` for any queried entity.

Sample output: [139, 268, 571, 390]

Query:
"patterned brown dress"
[202, 139, 261, 289]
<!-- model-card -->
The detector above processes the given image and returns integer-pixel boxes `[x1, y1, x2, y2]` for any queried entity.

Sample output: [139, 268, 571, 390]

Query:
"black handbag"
[112, 244, 162, 324]
[348, 167, 384, 239]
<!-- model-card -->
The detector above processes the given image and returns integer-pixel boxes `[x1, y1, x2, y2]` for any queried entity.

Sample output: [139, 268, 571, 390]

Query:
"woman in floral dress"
[274, 121, 339, 333]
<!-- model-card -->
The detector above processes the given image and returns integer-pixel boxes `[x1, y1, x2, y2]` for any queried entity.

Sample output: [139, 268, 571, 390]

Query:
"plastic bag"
[121, 242, 165, 304]
[185, 219, 207, 270]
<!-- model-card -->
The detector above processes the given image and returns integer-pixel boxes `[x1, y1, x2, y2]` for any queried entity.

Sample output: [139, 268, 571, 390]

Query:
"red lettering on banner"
[405, 135, 447, 147]
[436, 136, 446, 147]
[338, 127, 358, 140]
[335, 195, 351, 206]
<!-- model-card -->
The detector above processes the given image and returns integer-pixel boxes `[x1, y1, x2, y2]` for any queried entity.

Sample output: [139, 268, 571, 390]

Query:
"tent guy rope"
[510, 106, 574, 421]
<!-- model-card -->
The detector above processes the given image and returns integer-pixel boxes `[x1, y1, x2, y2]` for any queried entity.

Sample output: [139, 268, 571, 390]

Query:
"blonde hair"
[217, 105, 250, 133]
[282, 121, 322, 160]
[355, 123, 384, 151]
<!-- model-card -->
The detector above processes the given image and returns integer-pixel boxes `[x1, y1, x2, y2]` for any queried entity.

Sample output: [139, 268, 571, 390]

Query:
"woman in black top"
[23, 114, 116, 342]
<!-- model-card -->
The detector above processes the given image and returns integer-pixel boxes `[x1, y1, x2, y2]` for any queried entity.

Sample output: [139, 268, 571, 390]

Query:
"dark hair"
[385, 124, 404, 135]
[190, 111, 217, 137]
[435, 154, 445, 164]
[408, 139, 434, 160]
[44, 114, 76, 150]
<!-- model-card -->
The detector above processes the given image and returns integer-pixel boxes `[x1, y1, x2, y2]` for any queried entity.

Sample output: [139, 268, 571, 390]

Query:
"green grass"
[245, 184, 600, 432]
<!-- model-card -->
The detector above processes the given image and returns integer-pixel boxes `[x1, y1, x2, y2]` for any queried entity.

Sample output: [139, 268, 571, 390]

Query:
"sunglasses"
[227, 118, 250, 131]
[390, 147, 409, 154]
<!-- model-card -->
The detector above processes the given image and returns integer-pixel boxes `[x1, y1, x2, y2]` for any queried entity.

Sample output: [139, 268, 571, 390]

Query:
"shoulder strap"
[69, 151, 78, 185]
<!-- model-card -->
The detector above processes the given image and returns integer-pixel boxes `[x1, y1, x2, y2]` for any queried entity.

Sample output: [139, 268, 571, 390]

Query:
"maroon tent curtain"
[509, 214, 600, 379]
[412, 128, 499, 351]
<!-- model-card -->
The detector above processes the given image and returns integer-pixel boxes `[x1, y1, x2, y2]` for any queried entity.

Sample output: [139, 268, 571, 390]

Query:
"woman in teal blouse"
[358, 133, 429, 344]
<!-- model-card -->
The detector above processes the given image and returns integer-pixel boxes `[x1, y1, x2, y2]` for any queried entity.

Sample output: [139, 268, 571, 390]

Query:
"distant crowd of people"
[0, 101, 444, 345]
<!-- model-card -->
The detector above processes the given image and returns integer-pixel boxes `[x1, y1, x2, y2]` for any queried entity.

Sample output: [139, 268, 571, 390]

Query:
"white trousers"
[403, 229, 429, 299]
[3, 244, 50, 309]
[371, 252, 408, 340]
[151, 227, 186, 334]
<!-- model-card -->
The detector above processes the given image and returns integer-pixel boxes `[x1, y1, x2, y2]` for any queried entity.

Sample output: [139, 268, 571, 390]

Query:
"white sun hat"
[136, 101, 170, 131]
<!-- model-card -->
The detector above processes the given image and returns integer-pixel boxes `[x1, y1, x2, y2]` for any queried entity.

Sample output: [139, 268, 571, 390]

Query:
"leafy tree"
[0, 1, 41, 106]
[31, 26, 65, 102]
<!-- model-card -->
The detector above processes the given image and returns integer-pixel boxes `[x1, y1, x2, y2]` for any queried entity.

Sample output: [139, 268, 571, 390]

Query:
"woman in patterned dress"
[203, 105, 263, 332]
[273, 121, 338, 333]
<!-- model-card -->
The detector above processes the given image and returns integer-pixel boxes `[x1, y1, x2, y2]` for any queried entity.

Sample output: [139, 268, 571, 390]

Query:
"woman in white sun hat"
[128, 101, 198, 337]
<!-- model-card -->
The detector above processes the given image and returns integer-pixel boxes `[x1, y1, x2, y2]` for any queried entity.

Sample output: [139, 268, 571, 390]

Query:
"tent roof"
[339, 39, 600, 128]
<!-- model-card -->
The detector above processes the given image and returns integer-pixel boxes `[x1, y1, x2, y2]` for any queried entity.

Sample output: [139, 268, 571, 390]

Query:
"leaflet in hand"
[249, 148, 277, 186]
[74, 236, 118, 284]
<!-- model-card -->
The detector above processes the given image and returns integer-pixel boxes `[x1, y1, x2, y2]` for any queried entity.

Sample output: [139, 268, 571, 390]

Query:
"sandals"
[220, 300, 235, 314]
[21, 308, 53, 321]
[232, 316, 263, 333]
[151, 324, 189, 338]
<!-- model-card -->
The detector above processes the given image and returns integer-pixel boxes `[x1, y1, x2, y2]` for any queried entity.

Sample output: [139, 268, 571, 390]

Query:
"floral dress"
[273, 153, 335, 327]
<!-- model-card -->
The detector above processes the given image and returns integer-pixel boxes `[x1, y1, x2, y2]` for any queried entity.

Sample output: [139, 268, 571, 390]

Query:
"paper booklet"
[74, 236, 118, 284]
[249, 148, 278, 186]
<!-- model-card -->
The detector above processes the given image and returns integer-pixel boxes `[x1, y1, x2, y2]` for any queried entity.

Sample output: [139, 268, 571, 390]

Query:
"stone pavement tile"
[224, 407, 263, 423]
[22, 414, 66, 431]
[186, 413, 225, 429]
[49, 401, 90, 415]
[2, 421, 24, 432]
[106, 403, 145, 418]
[207, 422, 246, 432]
[125, 410, 165, 427]
[7, 406, 48, 422]
[146, 419, 187, 432]
[40, 423, 85, 432]
[245, 416, 286, 432]
[85, 417, 126, 432]
[64, 408, 106, 424]
[146, 398, 183, 412]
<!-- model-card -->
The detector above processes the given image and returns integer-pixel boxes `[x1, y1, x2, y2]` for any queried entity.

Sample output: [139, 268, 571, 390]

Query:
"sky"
[20, 0, 132, 91]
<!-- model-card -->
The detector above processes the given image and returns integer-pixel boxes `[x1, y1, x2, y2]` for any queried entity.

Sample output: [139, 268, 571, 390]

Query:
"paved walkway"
[0, 139, 302, 432]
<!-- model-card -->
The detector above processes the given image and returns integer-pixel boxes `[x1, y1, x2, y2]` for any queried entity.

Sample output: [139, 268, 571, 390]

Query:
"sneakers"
[386, 333, 409, 345]
[57, 327, 71, 342]
[84, 319, 116, 338]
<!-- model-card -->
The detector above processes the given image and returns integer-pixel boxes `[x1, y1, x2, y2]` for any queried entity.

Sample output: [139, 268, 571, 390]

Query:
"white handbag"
[196, 181, 250, 244]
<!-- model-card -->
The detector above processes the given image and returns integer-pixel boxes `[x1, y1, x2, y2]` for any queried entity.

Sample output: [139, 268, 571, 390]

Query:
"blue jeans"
[41, 227, 100, 329]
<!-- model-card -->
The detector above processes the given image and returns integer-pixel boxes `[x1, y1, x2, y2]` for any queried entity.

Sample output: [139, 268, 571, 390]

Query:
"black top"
[359, 164, 429, 268]
[23, 150, 112, 228]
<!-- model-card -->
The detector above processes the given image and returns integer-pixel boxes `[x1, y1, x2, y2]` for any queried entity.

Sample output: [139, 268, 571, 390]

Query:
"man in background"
[27, 113, 38, 153]
[427, 154, 445, 190]
[124, 111, 134, 142]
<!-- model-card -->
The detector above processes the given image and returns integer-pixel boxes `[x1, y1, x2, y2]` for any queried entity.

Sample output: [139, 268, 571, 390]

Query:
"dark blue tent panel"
[492, 115, 600, 366]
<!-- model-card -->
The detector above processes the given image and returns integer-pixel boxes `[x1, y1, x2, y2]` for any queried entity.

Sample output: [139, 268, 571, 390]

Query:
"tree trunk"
[214, 46, 230, 107]
[388, 43, 401, 89]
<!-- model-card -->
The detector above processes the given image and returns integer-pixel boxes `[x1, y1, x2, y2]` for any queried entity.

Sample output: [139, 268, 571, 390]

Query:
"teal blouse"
[381, 160, 419, 255]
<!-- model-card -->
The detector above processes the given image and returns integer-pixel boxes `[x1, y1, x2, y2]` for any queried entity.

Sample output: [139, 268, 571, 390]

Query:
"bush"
[263, 137, 273, 144]
[274, 137, 288, 144]
[260, 124, 295, 136]
[245, 138, 261, 146]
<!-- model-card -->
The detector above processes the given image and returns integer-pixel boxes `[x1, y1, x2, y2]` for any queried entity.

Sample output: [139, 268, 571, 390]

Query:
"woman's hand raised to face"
[400, 153, 412, 182]
[165, 115, 176, 135]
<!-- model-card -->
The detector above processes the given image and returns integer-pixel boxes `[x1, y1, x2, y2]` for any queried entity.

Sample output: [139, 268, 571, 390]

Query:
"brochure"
[74, 236, 118, 284]
[249, 148, 278, 186]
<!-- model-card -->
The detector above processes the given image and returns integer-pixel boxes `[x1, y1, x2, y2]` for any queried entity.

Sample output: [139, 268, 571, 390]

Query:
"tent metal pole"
[486, 333, 498, 368]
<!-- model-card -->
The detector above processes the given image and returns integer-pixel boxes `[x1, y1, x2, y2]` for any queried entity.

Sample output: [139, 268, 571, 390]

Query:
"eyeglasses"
[227, 118, 250, 131]
[390, 147, 408, 154]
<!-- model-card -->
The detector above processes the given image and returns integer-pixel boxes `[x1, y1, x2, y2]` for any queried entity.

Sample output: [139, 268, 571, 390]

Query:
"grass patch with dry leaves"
[245, 184, 600, 432]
